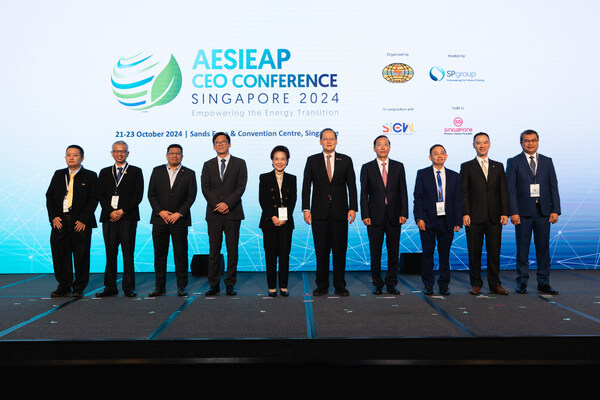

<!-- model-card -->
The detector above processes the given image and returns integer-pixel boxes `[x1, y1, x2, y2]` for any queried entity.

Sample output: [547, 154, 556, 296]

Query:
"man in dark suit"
[360, 135, 408, 295]
[460, 132, 510, 295]
[302, 128, 358, 296]
[414, 144, 462, 296]
[201, 132, 248, 296]
[95, 141, 144, 298]
[506, 129, 561, 295]
[46, 144, 98, 297]
[147, 144, 197, 297]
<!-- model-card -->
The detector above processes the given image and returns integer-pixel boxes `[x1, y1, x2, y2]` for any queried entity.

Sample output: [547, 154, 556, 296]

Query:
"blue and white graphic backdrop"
[1, 0, 598, 273]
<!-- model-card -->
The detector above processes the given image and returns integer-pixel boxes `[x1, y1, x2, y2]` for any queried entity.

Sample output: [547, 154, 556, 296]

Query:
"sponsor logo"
[111, 51, 182, 111]
[383, 122, 414, 134]
[382, 63, 414, 83]
[444, 117, 473, 135]
[429, 66, 445, 81]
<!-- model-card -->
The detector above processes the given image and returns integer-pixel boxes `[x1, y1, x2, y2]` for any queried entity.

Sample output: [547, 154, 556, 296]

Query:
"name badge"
[530, 184, 540, 198]
[436, 202, 446, 216]
[111, 195, 120, 209]
[63, 197, 69, 213]
[278, 207, 288, 221]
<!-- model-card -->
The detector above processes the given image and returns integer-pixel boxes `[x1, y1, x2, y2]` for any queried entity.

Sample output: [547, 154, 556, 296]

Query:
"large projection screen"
[1, 0, 598, 274]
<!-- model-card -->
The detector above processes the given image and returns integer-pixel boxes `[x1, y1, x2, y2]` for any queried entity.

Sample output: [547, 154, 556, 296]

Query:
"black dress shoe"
[205, 287, 220, 296]
[516, 284, 527, 294]
[148, 289, 165, 297]
[312, 288, 328, 296]
[177, 288, 188, 296]
[95, 290, 118, 297]
[124, 290, 137, 298]
[334, 288, 349, 296]
[372, 286, 383, 295]
[279, 289, 289, 297]
[386, 287, 400, 295]
[439, 287, 450, 296]
[268, 289, 277, 297]
[538, 284, 558, 295]
[71, 292, 83, 298]
[423, 286, 433, 296]
[226, 286, 237, 296]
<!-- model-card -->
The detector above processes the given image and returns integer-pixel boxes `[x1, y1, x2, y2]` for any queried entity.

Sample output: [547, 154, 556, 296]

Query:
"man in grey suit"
[201, 132, 248, 295]
[147, 144, 197, 297]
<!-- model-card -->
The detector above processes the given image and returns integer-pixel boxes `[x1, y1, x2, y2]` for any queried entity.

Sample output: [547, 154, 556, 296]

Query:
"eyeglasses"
[522, 139, 538, 144]
[112, 150, 128, 154]
[167, 152, 182, 156]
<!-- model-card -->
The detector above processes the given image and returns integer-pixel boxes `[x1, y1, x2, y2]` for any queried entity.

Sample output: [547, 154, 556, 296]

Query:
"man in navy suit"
[506, 129, 561, 295]
[147, 144, 197, 297]
[460, 132, 510, 295]
[360, 135, 408, 295]
[413, 144, 462, 296]
[46, 145, 98, 297]
[201, 132, 248, 296]
[302, 128, 358, 296]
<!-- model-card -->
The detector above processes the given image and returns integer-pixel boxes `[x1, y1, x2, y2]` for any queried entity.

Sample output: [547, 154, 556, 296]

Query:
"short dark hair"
[473, 132, 489, 142]
[212, 132, 231, 144]
[520, 129, 539, 142]
[373, 135, 390, 147]
[429, 144, 446, 154]
[166, 144, 183, 154]
[270, 145, 290, 160]
[66, 144, 84, 157]
[319, 128, 337, 139]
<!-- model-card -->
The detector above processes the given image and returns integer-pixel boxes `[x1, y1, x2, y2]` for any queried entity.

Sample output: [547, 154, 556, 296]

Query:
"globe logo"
[111, 52, 182, 111]
[382, 63, 414, 83]
[429, 66, 445, 81]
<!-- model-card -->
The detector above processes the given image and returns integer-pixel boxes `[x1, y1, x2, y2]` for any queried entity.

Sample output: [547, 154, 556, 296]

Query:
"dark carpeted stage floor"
[1, 269, 599, 393]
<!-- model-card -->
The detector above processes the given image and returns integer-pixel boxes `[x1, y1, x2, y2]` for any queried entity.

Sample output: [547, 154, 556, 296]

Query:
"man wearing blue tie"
[506, 130, 561, 295]
[413, 145, 462, 296]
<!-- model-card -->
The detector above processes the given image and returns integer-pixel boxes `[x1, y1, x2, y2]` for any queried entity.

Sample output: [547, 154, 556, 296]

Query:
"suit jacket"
[360, 158, 408, 226]
[413, 166, 462, 230]
[147, 164, 197, 226]
[302, 152, 358, 221]
[46, 167, 98, 228]
[460, 157, 509, 224]
[258, 170, 297, 231]
[98, 163, 144, 223]
[201, 155, 248, 221]
[506, 152, 561, 217]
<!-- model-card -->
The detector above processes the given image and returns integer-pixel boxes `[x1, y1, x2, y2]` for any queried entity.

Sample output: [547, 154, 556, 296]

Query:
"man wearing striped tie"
[45, 145, 98, 297]
[506, 130, 561, 295]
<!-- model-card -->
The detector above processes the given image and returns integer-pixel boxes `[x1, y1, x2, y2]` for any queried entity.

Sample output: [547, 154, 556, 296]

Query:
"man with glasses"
[201, 132, 248, 296]
[147, 144, 197, 296]
[302, 128, 358, 296]
[96, 141, 144, 298]
[506, 130, 561, 295]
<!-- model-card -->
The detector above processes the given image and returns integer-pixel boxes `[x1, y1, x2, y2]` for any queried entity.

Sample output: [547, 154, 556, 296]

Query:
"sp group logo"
[111, 52, 182, 111]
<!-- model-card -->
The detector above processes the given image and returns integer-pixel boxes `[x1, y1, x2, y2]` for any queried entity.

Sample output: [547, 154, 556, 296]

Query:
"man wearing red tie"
[360, 135, 408, 295]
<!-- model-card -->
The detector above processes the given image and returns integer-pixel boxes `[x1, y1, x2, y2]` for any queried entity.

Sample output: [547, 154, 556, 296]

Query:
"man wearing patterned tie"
[45, 145, 98, 297]
[96, 141, 144, 298]
[201, 133, 248, 296]
[360, 135, 408, 295]
[302, 128, 358, 296]
[413, 144, 462, 296]
[506, 130, 561, 295]
[460, 132, 510, 296]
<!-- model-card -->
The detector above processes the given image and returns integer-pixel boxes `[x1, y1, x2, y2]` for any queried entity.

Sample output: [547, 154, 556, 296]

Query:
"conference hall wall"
[1, 0, 598, 273]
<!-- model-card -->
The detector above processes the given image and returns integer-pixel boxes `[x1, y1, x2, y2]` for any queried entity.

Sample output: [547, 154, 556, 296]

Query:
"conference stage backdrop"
[1, 0, 598, 273]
